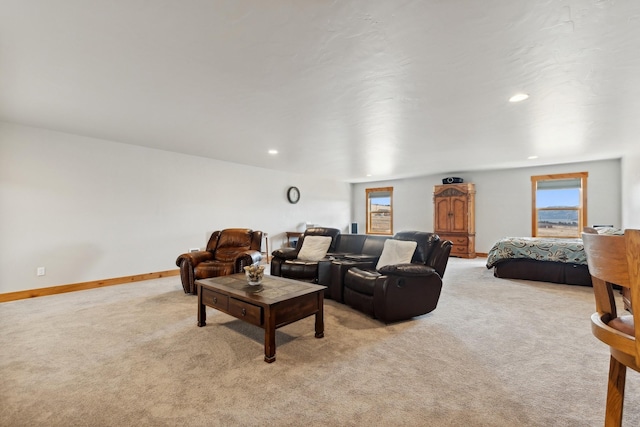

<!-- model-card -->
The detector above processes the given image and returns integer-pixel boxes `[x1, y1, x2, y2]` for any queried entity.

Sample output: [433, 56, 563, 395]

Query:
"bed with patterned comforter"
[486, 237, 592, 286]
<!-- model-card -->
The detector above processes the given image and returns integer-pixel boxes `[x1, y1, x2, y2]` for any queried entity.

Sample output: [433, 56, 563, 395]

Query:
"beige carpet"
[1, 258, 639, 426]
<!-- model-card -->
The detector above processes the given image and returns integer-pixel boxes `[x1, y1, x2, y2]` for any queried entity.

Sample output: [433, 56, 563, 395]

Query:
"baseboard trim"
[476, 252, 488, 257]
[0, 269, 180, 303]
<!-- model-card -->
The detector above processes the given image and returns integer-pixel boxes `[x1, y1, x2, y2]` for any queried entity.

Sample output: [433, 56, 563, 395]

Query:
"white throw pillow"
[376, 239, 418, 270]
[297, 236, 332, 261]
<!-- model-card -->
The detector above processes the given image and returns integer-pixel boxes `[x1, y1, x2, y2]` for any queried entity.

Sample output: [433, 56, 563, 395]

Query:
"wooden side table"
[286, 231, 303, 248]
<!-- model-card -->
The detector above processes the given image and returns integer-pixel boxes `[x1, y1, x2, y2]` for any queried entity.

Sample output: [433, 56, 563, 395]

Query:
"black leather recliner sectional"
[342, 231, 452, 323]
[270, 228, 452, 323]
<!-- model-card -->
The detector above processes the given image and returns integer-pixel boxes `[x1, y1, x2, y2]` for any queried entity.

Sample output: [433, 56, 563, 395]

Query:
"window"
[531, 172, 588, 238]
[366, 187, 393, 235]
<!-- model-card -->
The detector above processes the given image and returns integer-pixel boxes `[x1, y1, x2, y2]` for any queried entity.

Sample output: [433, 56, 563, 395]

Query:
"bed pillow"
[297, 236, 332, 261]
[376, 239, 418, 270]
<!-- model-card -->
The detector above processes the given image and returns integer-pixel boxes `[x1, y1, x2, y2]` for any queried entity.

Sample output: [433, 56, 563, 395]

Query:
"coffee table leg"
[197, 284, 206, 327]
[264, 309, 276, 363]
[315, 292, 324, 338]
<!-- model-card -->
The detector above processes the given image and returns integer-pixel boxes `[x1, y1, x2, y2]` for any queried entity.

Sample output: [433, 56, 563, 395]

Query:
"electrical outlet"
[189, 248, 200, 253]
[37, 267, 46, 276]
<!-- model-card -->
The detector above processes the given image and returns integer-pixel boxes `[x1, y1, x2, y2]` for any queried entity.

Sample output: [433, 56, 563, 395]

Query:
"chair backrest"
[205, 228, 262, 255]
[393, 231, 440, 264]
[300, 227, 341, 252]
[582, 229, 640, 365]
[429, 239, 453, 278]
[333, 234, 367, 254]
[361, 235, 388, 256]
[206, 230, 221, 251]
[391, 231, 452, 277]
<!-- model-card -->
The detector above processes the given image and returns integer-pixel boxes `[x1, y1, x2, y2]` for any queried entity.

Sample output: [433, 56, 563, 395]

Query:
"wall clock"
[287, 186, 300, 204]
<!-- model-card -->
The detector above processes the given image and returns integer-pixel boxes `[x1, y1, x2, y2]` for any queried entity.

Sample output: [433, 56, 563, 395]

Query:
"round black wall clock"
[287, 186, 300, 204]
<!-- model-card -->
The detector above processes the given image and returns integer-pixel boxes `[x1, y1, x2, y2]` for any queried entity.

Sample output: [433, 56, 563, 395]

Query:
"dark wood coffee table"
[196, 274, 326, 363]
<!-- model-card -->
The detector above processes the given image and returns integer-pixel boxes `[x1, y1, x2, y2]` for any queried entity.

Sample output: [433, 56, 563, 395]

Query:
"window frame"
[531, 172, 588, 238]
[365, 187, 393, 235]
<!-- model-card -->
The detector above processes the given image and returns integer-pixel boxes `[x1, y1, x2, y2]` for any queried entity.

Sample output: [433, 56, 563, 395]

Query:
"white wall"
[352, 159, 623, 253]
[2, 119, 634, 295]
[0, 122, 351, 293]
[621, 148, 640, 229]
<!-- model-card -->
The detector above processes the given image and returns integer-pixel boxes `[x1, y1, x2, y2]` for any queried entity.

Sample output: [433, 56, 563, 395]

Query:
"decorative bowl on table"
[244, 264, 265, 286]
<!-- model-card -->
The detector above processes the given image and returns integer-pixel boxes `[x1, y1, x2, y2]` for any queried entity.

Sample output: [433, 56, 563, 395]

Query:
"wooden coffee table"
[196, 274, 326, 363]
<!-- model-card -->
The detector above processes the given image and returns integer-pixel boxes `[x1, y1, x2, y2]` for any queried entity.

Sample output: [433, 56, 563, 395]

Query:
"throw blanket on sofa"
[486, 237, 587, 268]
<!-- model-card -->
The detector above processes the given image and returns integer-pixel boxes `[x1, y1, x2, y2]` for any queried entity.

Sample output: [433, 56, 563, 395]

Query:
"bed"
[486, 228, 624, 286]
[486, 236, 593, 286]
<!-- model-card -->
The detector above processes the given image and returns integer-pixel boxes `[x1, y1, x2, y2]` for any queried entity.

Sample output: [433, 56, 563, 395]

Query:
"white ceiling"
[1, 1, 638, 183]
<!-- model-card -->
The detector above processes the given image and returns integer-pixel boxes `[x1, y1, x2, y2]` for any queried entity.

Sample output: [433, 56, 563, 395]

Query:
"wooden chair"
[582, 229, 640, 427]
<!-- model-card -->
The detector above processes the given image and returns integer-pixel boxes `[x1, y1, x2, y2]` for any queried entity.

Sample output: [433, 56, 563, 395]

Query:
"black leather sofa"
[270, 228, 387, 284]
[342, 231, 452, 323]
[270, 229, 452, 323]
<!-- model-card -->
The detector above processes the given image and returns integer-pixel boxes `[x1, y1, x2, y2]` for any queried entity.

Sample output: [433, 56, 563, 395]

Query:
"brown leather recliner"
[176, 228, 263, 294]
[342, 231, 452, 323]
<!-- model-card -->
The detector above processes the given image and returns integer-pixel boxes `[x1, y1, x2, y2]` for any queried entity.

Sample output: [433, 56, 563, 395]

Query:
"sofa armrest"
[377, 263, 437, 277]
[343, 254, 380, 262]
[234, 249, 263, 271]
[243, 249, 263, 264]
[317, 258, 337, 286]
[175, 251, 214, 267]
[272, 247, 298, 260]
[326, 252, 349, 259]
[328, 260, 378, 302]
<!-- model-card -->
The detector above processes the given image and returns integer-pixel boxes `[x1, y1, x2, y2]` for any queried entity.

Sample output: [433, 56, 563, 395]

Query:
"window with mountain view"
[531, 172, 588, 238]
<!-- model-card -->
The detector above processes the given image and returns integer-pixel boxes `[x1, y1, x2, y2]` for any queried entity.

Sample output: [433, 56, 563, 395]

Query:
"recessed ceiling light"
[268, 149, 278, 155]
[509, 93, 529, 103]
[528, 155, 538, 160]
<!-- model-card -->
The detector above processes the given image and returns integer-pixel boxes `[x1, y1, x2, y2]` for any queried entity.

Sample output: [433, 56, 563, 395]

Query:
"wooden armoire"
[433, 183, 476, 258]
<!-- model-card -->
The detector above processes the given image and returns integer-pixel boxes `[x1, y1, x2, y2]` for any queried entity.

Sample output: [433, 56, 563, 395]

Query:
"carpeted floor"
[1, 257, 639, 426]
